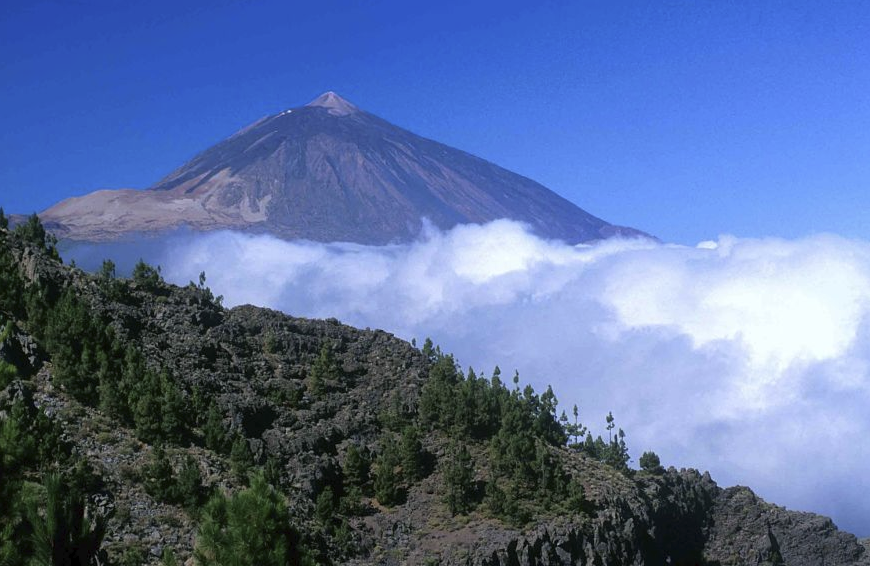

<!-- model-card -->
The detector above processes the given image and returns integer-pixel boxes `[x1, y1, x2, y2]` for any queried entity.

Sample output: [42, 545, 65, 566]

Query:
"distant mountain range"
[38, 92, 648, 244]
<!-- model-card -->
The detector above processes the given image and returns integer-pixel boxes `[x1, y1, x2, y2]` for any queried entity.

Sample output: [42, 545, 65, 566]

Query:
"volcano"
[41, 92, 647, 244]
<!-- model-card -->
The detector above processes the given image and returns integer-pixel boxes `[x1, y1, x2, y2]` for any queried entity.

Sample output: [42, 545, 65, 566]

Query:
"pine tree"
[0, 359, 16, 390]
[0, 413, 29, 564]
[132, 369, 163, 443]
[606, 411, 615, 443]
[338, 484, 364, 517]
[102, 345, 145, 425]
[342, 444, 370, 490]
[534, 444, 561, 505]
[144, 445, 175, 502]
[42, 291, 103, 404]
[230, 435, 254, 483]
[262, 456, 283, 489]
[0, 401, 37, 477]
[194, 473, 307, 566]
[443, 442, 474, 516]
[421, 337, 435, 361]
[97, 368, 124, 422]
[418, 354, 460, 429]
[204, 403, 228, 453]
[177, 455, 207, 510]
[0, 237, 26, 319]
[639, 451, 664, 474]
[564, 477, 588, 515]
[160, 370, 188, 443]
[132, 259, 161, 290]
[535, 385, 566, 446]
[373, 441, 401, 507]
[484, 472, 507, 516]
[24, 473, 107, 566]
[97, 259, 122, 300]
[489, 395, 536, 483]
[333, 518, 353, 556]
[308, 343, 342, 395]
[66, 459, 102, 499]
[604, 428, 630, 472]
[400, 426, 425, 482]
[566, 404, 587, 447]
[13, 213, 59, 259]
[315, 486, 336, 525]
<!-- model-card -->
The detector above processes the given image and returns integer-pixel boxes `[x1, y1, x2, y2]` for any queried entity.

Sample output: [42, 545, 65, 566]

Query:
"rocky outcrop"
[354, 464, 870, 566]
[0, 320, 42, 376]
[704, 486, 870, 566]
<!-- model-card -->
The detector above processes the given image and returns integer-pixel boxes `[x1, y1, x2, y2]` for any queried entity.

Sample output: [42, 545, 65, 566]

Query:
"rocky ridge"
[1, 226, 868, 565]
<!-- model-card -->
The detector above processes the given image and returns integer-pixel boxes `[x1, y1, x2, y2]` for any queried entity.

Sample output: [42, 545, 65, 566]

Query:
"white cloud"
[66, 221, 870, 536]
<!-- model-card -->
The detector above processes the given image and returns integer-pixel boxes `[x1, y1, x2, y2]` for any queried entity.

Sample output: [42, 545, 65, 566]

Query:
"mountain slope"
[40, 92, 646, 244]
[2, 223, 868, 566]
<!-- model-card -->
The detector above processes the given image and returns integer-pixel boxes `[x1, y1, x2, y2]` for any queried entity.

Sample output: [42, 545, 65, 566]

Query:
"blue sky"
[1, 0, 868, 244]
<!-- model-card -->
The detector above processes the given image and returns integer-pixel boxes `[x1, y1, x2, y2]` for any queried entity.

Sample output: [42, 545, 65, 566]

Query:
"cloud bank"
[66, 221, 870, 536]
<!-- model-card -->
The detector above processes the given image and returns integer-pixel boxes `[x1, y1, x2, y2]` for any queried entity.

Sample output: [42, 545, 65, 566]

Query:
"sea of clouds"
[65, 220, 870, 536]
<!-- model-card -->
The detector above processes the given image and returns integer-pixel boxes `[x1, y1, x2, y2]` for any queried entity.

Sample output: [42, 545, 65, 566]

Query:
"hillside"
[38, 93, 646, 244]
[1, 215, 868, 565]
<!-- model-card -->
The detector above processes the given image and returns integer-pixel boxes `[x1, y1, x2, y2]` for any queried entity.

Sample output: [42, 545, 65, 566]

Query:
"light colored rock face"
[304, 91, 359, 116]
[40, 187, 256, 242]
[41, 92, 648, 244]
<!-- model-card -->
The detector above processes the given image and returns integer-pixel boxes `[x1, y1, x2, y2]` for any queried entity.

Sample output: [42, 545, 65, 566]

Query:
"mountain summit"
[304, 90, 359, 115]
[40, 92, 647, 244]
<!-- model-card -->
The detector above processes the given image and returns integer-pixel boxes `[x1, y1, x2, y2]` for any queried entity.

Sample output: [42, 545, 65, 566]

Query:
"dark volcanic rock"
[704, 486, 869, 566]
[39, 92, 647, 244]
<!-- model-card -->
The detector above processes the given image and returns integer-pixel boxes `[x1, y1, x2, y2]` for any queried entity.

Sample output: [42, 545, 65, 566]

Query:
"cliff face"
[38, 93, 647, 244]
[1, 227, 867, 565]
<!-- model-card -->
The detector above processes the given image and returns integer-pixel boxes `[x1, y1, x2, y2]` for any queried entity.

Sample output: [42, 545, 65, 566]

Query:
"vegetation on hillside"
[0, 216, 664, 565]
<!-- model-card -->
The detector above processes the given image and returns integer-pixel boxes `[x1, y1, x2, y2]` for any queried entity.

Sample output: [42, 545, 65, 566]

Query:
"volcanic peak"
[304, 90, 358, 116]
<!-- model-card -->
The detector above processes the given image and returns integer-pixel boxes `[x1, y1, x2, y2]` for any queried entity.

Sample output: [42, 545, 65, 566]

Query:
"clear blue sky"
[1, 0, 868, 244]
